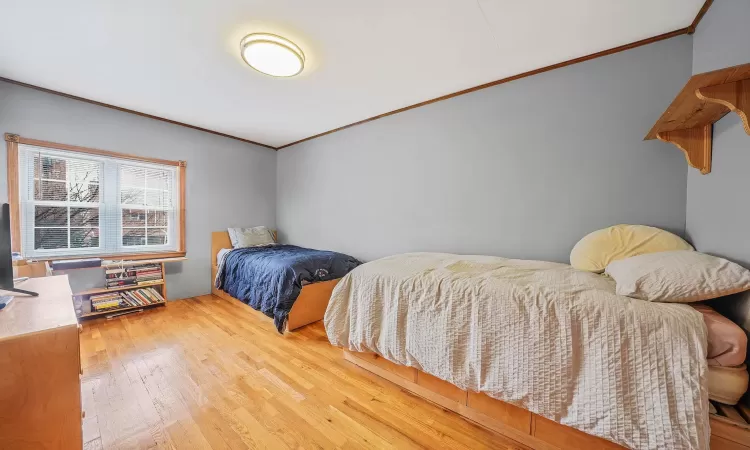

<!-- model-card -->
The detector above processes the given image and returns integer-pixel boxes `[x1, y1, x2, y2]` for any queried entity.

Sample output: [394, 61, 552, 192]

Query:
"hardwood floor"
[79, 295, 527, 449]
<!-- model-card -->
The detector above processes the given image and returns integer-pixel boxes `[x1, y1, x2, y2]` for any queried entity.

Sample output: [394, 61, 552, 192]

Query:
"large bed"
[211, 230, 359, 332]
[325, 252, 750, 450]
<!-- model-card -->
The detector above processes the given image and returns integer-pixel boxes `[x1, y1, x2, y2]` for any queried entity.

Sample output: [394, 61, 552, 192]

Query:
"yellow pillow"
[570, 224, 693, 273]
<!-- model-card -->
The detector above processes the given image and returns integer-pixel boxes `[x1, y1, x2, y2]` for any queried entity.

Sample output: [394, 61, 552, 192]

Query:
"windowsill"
[29, 251, 186, 263]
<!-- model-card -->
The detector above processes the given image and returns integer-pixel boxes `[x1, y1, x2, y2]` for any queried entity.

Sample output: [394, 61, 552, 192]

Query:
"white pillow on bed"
[227, 226, 275, 248]
[605, 250, 750, 303]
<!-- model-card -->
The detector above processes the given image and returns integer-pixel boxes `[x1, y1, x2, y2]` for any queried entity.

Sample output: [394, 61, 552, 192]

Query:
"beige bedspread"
[324, 253, 709, 450]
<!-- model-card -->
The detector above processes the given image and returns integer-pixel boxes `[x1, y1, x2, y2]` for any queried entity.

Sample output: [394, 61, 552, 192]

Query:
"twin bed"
[326, 252, 750, 450]
[210, 230, 359, 332]
[209, 226, 750, 449]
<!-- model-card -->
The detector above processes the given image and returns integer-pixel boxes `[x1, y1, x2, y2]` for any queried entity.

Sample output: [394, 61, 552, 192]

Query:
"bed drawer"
[532, 415, 624, 449]
[416, 371, 467, 404]
[467, 391, 531, 434]
[352, 352, 417, 382]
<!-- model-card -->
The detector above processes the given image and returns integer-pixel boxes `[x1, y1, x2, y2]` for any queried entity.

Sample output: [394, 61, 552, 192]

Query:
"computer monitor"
[0, 203, 38, 296]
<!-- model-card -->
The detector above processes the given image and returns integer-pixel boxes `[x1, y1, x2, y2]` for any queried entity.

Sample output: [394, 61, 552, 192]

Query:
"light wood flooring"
[79, 294, 527, 449]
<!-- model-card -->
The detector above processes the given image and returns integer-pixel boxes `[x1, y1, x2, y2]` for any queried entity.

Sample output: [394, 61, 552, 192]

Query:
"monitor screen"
[0, 204, 16, 288]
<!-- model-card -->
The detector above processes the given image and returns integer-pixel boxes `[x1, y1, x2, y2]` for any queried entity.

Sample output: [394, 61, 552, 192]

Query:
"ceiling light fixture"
[240, 33, 305, 77]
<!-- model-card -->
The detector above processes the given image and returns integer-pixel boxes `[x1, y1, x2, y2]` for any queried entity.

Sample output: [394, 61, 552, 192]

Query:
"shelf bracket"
[657, 125, 712, 174]
[696, 79, 750, 136]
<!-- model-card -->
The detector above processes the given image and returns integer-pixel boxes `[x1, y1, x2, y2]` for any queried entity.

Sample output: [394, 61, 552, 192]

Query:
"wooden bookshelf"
[75, 261, 168, 320]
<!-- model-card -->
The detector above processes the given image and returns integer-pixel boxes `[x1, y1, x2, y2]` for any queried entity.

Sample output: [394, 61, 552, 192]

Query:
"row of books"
[105, 263, 163, 289]
[90, 288, 165, 312]
[90, 292, 123, 311]
[121, 288, 165, 307]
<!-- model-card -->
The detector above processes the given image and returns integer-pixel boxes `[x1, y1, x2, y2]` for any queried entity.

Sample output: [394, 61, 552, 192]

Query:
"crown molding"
[277, 27, 690, 149]
[688, 0, 713, 34]
[0, 76, 276, 150]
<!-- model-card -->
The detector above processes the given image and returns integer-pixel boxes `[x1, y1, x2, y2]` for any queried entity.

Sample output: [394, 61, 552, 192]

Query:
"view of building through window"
[19, 145, 179, 258]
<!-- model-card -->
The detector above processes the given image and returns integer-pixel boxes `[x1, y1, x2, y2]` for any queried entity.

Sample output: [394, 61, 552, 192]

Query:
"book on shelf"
[87, 287, 166, 313]
[107, 272, 136, 280]
[135, 290, 152, 304]
[136, 272, 162, 278]
[136, 276, 161, 281]
[124, 291, 145, 306]
[106, 273, 136, 280]
[145, 287, 165, 302]
[91, 297, 129, 311]
[120, 288, 165, 306]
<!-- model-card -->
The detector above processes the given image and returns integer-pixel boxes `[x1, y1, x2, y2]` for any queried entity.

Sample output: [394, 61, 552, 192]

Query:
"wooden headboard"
[211, 230, 277, 267]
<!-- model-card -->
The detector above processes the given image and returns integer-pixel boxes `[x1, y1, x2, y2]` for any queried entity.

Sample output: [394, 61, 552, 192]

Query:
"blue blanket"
[215, 245, 360, 333]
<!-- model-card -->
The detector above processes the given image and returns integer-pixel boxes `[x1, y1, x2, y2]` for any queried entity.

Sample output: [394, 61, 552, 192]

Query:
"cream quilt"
[324, 253, 709, 450]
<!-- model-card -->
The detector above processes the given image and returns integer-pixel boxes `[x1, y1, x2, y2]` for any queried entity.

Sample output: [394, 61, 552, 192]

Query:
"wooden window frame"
[4, 133, 186, 261]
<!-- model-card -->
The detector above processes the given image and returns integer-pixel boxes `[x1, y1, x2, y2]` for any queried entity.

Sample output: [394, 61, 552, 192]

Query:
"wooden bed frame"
[343, 350, 750, 450]
[210, 231, 339, 331]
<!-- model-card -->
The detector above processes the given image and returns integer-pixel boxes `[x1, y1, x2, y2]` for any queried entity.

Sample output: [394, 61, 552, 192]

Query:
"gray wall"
[686, 0, 750, 266]
[685, 0, 750, 345]
[277, 36, 693, 263]
[686, 114, 750, 267]
[691, 0, 750, 75]
[0, 80, 277, 300]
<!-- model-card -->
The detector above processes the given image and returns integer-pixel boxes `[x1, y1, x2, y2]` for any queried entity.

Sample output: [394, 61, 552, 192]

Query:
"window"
[31, 153, 101, 252]
[120, 165, 173, 247]
[9, 137, 185, 259]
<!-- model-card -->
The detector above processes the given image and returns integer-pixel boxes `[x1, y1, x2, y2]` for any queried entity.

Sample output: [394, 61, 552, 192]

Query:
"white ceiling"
[0, 0, 704, 148]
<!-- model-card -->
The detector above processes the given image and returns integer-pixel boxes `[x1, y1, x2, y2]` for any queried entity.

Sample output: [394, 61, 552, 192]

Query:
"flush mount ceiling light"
[240, 33, 305, 77]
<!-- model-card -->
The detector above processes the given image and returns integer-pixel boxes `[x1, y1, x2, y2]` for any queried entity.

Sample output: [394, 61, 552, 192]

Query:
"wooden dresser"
[0, 276, 82, 450]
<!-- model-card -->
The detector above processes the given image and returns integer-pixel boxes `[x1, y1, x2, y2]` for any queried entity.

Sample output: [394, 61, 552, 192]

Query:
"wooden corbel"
[656, 125, 712, 175]
[696, 79, 750, 136]
[644, 63, 750, 175]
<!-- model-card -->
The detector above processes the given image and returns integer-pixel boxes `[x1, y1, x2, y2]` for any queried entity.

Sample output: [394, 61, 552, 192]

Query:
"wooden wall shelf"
[646, 63, 750, 174]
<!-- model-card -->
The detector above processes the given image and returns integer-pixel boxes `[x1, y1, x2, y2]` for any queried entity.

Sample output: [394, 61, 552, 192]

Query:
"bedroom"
[0, 0, 749, 449]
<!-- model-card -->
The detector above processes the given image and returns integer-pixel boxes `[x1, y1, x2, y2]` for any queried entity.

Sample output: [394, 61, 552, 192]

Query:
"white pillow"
[605, 250, 750, 303]
[227, 226, 275, 248]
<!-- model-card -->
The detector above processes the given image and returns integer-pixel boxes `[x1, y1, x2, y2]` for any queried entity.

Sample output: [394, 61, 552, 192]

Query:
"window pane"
[70, 182, 99, 203]
[122, 228, 145, 246]
[34, 180, 67, 201]
[122, 209, 146, 227]
[68, 159, 100, 203]
[147, 210, 168, 226]
[147, 228, 167, 245]
[35, 206, 68, 226]
[69, 160, 100, 183]
[121, 187, 145, 205]
[38, 155, 66, 180]
[145, 190, 169, 208]
[70, 207, 99, 227]
[35, 228, 68, 249]
[146, 169, 170, 190]
[71, 228, 99, 248]
[120, 165, 145, 187]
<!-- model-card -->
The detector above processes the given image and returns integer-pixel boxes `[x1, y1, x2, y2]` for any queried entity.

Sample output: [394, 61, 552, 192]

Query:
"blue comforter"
[215, 245, 360, 333]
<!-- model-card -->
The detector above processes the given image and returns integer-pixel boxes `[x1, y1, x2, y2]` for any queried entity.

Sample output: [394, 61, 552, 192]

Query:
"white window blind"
[18, 144, 180, 258]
